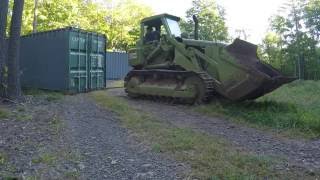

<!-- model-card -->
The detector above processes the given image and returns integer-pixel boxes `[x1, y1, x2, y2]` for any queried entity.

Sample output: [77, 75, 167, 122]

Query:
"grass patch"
[0, 152, 6, 165]
[23, 88, 63, 102]
[90, 91, 310, 179]
[0, 108, 10, 119]
[50, 115, 64, 134]
[1, 177, 19, 180]
[0, 105, 31, 122]
[63, 171, 80, 180]
[107, 80, 124, 88]
[195, 80, 320, 138]
[7, 106, 33, 122]
[32, 153, 57, 165]
[16, 114, 33, 121]
[17, 106, 25, 112]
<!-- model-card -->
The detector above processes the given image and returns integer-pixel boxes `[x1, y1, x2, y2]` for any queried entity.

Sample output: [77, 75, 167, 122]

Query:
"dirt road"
[0, 95, 186, 179]
[108, 88, 320, 174]
[1, 88, 319, 179]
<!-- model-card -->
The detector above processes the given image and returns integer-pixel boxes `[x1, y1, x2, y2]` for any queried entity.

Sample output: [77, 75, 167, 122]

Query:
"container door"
[88, 34, 106, 90]
[68, 31, 89, 93]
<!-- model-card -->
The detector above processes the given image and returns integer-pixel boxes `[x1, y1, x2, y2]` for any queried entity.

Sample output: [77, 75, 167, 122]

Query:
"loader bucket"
[222, 39, 296, 101]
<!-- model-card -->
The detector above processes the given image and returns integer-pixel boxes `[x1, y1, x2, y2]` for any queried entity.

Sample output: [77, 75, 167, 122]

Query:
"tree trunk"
[33, 0, 38, 33]
[0, 0, 9, 97]
[7, 0, 24, 99]
[300, 54, 305, 79]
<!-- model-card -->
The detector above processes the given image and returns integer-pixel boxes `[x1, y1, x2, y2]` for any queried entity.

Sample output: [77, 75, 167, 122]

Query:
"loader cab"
[140, 14, 182, 44]
[129, 14, 182, 68]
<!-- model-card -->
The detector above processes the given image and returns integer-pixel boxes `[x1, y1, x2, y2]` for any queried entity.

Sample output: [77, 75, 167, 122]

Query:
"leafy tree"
[304, 0, 320, 79]
[19, 0, 35, 34]
[261, 33, 285, 70]
[261, 0, 320, 80]
[13, 0, 153, 51]
[182, 0, 228, 42]
[278, 0, 306, 79]
[32, 0, 38, 33]
[33, 0, 82, 31]
[7, 0, 24, 99]
[103, 0, 153, 51]
[305, 0, 320, 41]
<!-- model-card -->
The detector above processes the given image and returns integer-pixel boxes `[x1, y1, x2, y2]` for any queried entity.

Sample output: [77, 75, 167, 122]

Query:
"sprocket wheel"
[125, 76, 141, 98]
[184, 75, 207, 104]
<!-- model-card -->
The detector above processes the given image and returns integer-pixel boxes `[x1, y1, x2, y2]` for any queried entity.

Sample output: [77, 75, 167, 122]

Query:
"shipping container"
[20, 27, 107, 93]
[106, 52, 131, 80]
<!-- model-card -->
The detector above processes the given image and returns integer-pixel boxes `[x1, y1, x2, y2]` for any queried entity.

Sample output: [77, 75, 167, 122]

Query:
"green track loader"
[124, 14, 295, 104]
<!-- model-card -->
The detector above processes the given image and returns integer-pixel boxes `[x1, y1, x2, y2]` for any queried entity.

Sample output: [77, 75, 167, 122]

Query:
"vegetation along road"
[1, 80, 320, 179]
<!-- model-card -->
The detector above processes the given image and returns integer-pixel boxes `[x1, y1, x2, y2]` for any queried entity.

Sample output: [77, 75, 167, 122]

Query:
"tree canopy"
[181, 0, 229, 42]
[8, 0, 231, 49]
[261, 0, 320, 80]
[12, 0, 153, 51]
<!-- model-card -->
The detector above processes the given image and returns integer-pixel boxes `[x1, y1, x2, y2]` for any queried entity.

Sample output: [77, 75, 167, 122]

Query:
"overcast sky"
[138, 0, 288, 44]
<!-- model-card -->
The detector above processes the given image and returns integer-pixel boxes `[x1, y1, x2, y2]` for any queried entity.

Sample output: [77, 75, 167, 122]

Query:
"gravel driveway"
[0, 94, 186, 179]
[60, 95, 185, 180]
[108, 88, 320, 174]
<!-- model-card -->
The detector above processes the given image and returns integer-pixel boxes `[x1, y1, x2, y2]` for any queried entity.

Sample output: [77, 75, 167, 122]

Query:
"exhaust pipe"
[192, 15, 199, 40]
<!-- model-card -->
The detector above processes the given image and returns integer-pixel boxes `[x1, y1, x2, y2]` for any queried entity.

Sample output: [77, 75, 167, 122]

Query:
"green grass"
[0, 108, 10, 119]
[90, 91, 314, 179]
[23, 88, 64, 102]
[195, 80, 320, 138]
[15, 114, 33, 121]
[0, 152, 6, 165]
[63, 171, 80, 180]
[107, 80, 124, 88]
[1, 177, 19, 180]
[31, 153, 57, 165]
[49, 115, 64, 135]
[9, 105, 32, 121]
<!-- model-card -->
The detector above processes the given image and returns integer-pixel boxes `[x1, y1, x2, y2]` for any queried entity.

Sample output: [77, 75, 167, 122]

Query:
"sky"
[138, 0, 288, 44]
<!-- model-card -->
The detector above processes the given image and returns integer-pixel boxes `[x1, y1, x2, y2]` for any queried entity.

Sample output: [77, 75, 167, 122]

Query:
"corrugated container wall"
[106, 52, 131, 80]
[20, 27, 106, 93]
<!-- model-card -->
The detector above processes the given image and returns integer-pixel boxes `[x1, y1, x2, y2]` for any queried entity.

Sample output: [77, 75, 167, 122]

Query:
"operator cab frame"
[140, 14, 182, 44]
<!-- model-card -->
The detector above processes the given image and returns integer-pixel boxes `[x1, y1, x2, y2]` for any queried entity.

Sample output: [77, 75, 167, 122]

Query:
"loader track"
[124, 70, 215, 104]
[196, 71, 215, 102]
